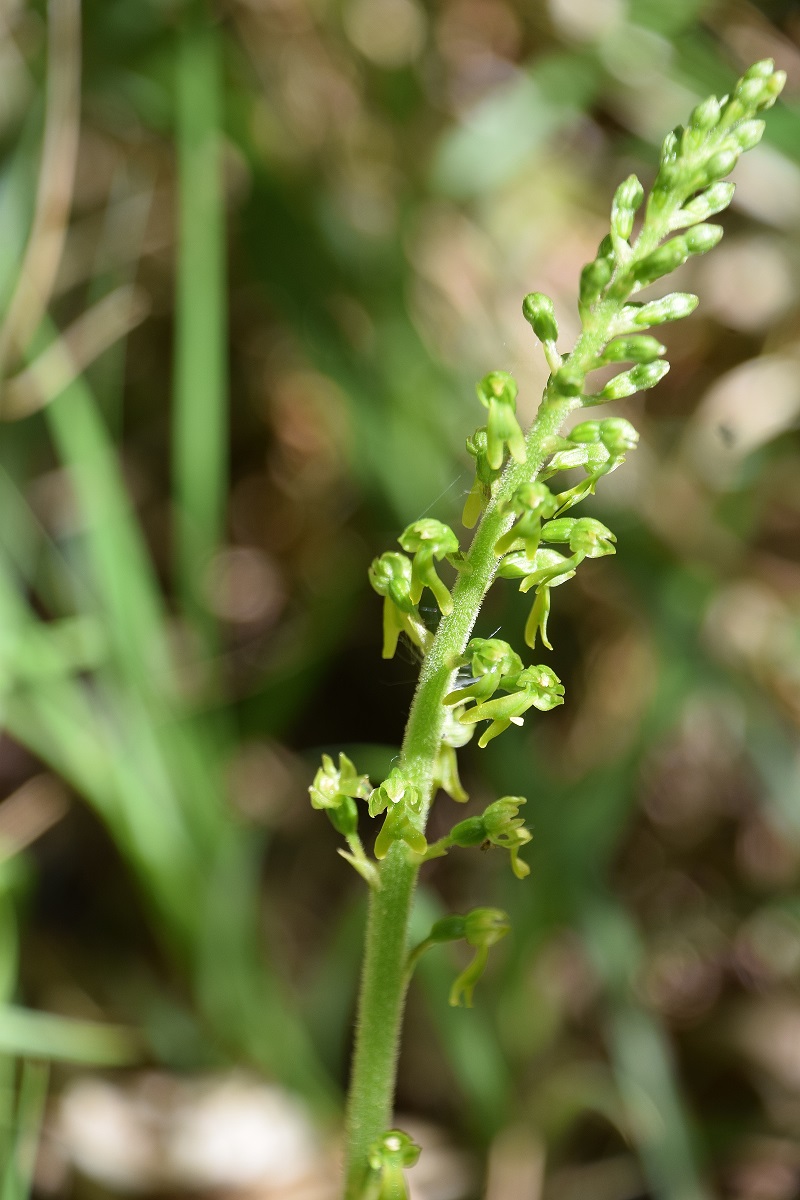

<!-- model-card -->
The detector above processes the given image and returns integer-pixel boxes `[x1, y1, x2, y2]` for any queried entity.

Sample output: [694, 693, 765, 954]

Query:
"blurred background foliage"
[1, 0, 800, 1196]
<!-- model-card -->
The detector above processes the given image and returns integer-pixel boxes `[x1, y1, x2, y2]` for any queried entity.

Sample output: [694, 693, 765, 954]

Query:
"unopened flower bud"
[676, 181, 734, 226]
[550, 365, 584, 397]
[743, 58, 775, 80]
[622, 293, 698, 330]
[599, 359, 669, 400]
[733, 118, 765, 150]
[580, 256, 614, 307]
[632, 238, 688, 286]
[660, 129, 679, 163]
[689, 95, 720, 130]
[610, 174, 644, 242]
[522, 291, 559, 343]
[684, 223, 723, 255]
[599, 335, 665, 365]
[703, 146, 741, 183]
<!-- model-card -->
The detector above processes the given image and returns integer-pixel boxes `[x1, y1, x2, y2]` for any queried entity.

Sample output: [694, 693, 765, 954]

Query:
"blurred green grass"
[0, 0, 799, 1196]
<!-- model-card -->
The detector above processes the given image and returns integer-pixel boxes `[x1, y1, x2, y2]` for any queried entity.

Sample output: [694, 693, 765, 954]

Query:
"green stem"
[342, 391, 580, 1197]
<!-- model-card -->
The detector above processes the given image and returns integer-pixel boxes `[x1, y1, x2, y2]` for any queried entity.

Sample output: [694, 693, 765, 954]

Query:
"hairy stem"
[342, 391, 579, 1196]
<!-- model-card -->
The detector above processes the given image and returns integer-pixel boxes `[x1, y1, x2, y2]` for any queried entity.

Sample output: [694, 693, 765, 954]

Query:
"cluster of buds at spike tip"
[462, 426, 503, 528]
[365, 1130, 421, 1200]
[423, 796, 532, 879]
[397, 519, 459, 616]
[308, 753, 379, 888]
[368, 552, 431, 660]
[457, 665, 565, 747]
[565, 61, 785, 333]
[406, 907, 511, 1007]
[493, 481, 560, 559]
[368, 768, 427, 860]
[647, 59, 784, 221]
[476, 370, 526, 470]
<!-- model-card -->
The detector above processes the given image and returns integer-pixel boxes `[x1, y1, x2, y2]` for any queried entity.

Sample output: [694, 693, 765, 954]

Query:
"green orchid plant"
[306, 61, 786, 1198]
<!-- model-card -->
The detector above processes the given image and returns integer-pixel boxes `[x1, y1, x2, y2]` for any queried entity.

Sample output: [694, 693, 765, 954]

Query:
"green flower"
[368, 552, 431, 660]
[449, 908, 511, 1007]
[498, 547, 576, 650]
[448, 796, 533, 879]
[397, 519, 459, 616]
[444, 637, 523, 707]
[463, 426, 503, 528]
[406, 908, 511, 1007]
[459, 664, 565, 746]
[365, 1130, 421, 1200]
[311, 748, 371, 825]
[522, 291, 561, 372]
[309, 754, 378, 888]
[369, 769, 427, 860]
[493, 481, 560, 558]
[476, 370, 526, 470]
[539, 516, 617, 562]
[550, 418, 639, 514]
[481, 797, 533, 880]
